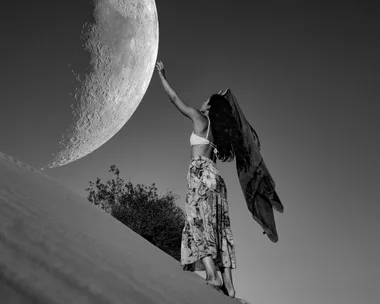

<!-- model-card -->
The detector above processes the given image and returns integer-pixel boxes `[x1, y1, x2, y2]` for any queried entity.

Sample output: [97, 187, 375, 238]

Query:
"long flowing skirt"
[181, 156, 236, 271]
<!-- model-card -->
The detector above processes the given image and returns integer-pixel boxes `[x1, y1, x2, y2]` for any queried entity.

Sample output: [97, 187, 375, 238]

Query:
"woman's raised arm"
[156, 60, 203, 123]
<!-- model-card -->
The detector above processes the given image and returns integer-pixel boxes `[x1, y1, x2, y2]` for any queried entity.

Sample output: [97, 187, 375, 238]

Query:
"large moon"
[45, 0, 159, 169]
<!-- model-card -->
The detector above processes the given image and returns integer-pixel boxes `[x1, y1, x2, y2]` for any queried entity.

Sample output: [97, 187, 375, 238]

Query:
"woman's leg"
[220, 267, 236, 298]
[202, 255, 223, 287]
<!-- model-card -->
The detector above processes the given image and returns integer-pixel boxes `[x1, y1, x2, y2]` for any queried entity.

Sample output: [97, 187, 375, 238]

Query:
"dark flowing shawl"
[217, 89, 284, 242]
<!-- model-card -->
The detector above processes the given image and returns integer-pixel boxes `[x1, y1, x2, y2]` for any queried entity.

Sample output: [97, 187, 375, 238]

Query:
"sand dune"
[0, 152, 250, 304]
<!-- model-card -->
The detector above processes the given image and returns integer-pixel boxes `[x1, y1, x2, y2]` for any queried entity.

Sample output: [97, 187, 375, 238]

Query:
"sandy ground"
[0, 152, 251, 304]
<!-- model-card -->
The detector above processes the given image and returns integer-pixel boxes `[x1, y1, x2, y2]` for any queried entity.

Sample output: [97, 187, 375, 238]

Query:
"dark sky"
[1, 1, 379, 303]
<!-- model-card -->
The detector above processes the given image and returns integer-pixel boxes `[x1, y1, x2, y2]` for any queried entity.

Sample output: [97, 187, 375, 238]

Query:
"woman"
[155, 60, 250, 298]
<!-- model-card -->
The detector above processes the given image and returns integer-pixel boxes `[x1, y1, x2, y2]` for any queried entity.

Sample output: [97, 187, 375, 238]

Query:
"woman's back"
[190, 115, 217, 162]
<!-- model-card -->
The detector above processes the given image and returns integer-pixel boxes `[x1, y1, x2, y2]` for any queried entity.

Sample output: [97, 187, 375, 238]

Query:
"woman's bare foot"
[206, 279, 224, 294]
[202, 255, 223, 288]
[223, 282, 236, 298]
[205, 276, 223, 288]
[220, 267, 236, 298]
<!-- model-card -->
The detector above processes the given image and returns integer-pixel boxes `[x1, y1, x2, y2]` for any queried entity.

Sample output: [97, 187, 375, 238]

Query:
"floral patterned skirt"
[181, 156, 236, 271]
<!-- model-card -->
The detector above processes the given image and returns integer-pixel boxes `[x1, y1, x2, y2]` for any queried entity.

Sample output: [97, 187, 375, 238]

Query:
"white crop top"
[190, 116, 218, 154]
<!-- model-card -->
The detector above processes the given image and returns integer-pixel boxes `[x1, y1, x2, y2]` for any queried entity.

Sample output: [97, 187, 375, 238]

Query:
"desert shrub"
[86, 165, 186, 261]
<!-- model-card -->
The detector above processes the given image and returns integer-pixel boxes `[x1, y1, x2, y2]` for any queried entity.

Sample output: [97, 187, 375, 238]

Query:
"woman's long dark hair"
[208, 94, 251, 172]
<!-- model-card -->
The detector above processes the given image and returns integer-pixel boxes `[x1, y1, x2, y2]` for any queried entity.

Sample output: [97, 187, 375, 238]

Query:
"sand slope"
[0, 152, 245, 304]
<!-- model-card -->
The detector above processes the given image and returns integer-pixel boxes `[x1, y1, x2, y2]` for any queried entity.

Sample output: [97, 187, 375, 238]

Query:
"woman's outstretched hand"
[155, 60, 166, 79]
[155, 60, 184, 112]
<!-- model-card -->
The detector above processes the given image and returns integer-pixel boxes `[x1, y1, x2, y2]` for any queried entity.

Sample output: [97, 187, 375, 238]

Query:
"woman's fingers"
[156, 63, 164, 72]
[155, 60, 165, 76]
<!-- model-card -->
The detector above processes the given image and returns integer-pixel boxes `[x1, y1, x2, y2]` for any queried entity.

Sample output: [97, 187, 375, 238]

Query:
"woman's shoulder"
[193, 114, 209, 133]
